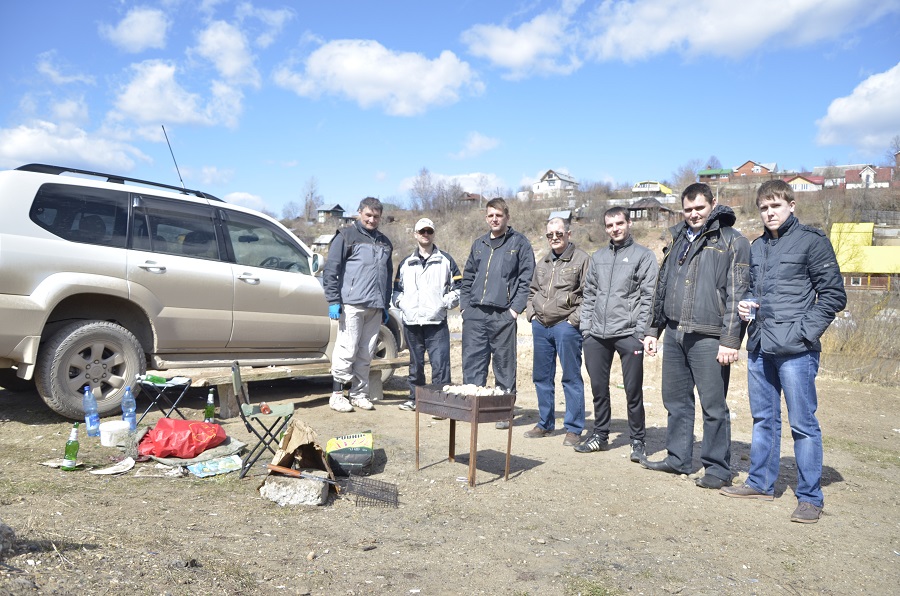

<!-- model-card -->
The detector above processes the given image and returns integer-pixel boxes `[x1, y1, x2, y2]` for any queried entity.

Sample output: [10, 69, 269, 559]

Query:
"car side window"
[133, 196, 219, 260]
[223, 211, 311, 275]
[30, 183, 128, 248]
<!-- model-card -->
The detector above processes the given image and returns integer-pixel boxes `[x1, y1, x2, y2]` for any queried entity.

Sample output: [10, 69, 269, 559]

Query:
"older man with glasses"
[522, 217, 591, 446]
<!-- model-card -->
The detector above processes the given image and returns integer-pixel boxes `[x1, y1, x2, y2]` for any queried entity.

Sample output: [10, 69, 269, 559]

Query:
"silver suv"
[0, 164, 401, 418]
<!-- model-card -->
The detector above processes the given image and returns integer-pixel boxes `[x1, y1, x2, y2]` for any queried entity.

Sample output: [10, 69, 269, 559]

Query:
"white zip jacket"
[392, 245, 462, 326]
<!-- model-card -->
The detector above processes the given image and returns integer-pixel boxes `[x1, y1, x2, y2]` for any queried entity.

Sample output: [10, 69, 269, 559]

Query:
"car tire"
[374, 324, 398, 382]
[35, 320, 146, 419]
[0, 368, 36, 392]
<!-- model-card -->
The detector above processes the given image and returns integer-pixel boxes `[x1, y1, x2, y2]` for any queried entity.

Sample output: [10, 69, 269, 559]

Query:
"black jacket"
[746, 215, 847, 355]
[648, 205, 750, 349]
[460, 226, 535, 313]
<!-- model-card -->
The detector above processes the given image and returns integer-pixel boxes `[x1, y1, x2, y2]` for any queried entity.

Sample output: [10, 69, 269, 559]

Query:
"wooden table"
[414, 385, 515, 486]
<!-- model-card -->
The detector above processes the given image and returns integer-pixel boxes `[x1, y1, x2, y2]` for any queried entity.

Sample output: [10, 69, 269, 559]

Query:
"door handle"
[237, 273, 260, 284]
[138, 261, 166, 273]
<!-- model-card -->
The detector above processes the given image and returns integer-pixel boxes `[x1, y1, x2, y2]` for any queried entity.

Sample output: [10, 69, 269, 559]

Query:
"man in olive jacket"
[721, 180, 846, 524]
[460, 198, 535, 425]
[642, 183, 750, 490]
[523, 217, 590, 447]
[578, 207, 658, 461]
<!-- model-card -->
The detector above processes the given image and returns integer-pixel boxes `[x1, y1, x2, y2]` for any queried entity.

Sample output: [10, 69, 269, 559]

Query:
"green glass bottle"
[203, 389, 215, 423]
[61, 423, 80, 471]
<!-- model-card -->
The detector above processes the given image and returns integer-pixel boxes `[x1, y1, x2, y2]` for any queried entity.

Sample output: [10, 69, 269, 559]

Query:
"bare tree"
[409, 167, 435, 211]
[671, 158, 704, 192]
[883, 134, 900, 166]
[281, 200, 302, 221]
[302, 177, 323, 222]
[706, 155, 722, 169]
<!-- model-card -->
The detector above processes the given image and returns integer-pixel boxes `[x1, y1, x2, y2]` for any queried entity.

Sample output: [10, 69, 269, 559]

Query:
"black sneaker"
[398, 400, 415, 411]
[573, 433, 609, 453]
[630, 440, 646, 463]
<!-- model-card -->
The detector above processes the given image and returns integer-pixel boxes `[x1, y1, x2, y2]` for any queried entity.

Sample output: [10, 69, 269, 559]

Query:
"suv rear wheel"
[35, 320, 145, 419]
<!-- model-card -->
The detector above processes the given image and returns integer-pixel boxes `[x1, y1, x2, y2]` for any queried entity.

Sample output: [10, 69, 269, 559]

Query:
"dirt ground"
[0, 320, 898, 595]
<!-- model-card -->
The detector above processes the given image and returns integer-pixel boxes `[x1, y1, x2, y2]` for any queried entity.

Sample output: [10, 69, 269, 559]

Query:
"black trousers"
[583, 334, 646, 442]
[461, 305, 518, 393]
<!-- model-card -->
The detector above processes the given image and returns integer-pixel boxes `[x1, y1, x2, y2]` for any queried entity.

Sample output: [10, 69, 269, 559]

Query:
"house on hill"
[631, 180, 677, 204]
[830, 222, 900, 291]
[784, 174, 824, 192]
[317, 204, 346, 224]
[844, 165, 895, 189]
[698, 168, 732, 184]
[532, 170, 578, 201]
[734, 160, 778, 179]
[628, 197, 677, 227]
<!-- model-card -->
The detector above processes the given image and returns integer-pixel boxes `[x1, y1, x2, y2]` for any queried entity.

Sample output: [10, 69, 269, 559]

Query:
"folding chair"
[135, 375, 192, 425]
[231, 361, 294, 479]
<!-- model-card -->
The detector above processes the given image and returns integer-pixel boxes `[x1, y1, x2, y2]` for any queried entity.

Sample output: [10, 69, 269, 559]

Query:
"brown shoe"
[719, 483, 774, 501]
[523, 425, 551, 438]
[562, 432, 581, 447]
[790, 502, 822, 524]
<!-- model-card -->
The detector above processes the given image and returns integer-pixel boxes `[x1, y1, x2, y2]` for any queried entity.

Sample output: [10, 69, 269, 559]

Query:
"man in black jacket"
[460, 198, 535, 428]
[642, 183, 750, 489]
[720, 180, 846, 524]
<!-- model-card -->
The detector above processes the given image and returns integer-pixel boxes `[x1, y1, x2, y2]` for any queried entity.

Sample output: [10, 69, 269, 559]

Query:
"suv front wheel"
[35, 320, 145, 419]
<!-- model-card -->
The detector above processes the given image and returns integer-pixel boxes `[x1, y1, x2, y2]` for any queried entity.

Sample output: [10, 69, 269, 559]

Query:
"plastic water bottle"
[83, 386, 100, 437]
[121, 386, 137, 431]
[203, 389, 215, 423]
[61, 423, 80, 471]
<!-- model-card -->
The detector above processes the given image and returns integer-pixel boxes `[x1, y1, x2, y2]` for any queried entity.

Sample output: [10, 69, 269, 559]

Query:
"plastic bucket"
[99, 420, 130, 447]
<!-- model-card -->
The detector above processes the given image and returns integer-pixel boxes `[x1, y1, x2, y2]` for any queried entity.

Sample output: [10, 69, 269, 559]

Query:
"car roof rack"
[16, 163, 224, 202]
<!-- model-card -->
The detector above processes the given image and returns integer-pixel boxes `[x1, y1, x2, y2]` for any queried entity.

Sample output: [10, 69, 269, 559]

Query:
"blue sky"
[1, 0, 899, 214]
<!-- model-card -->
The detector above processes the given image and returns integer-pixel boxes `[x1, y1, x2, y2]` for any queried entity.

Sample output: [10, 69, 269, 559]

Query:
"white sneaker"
[350, 396, 374, 410]
[329, 392, 353, 412]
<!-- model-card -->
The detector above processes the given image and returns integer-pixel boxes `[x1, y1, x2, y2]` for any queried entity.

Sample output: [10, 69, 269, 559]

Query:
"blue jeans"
[531, 320, 585, 434]
[661, 326, 732, 480]
[746, 350, 823, 506]
[404, 321, 451, 401]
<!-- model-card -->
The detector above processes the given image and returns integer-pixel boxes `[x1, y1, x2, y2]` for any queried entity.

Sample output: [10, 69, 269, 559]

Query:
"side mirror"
[311, 253, 320, 273]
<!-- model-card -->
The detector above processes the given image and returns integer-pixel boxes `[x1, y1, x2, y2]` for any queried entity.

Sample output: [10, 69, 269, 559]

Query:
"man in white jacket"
[392, 218, 462, 410]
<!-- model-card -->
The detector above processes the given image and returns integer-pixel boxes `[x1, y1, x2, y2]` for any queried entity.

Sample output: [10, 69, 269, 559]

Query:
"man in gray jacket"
[523, 217, 590, 447]
[323, 197, 393, 413]
[460, 198, 535, 428]
[392, 217, 462, 411]
[577, 207, 658, 461]
[642, 183, 750, 489]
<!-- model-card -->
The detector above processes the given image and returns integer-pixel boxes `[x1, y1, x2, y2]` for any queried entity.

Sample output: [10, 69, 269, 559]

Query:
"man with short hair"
[323, 197, 393, 412]
[393, 218, 462, 411]
[577, 207, 658, 461]
[720, 180, 846, 524]
[642, 183, 750, 489]
[460, 198, 535, 428]
[523, 217, 590, 446]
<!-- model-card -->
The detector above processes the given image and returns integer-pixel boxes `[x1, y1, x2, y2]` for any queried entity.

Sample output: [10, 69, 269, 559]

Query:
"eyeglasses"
[417, 228, 434, 235]
[545, 231, 566, 240]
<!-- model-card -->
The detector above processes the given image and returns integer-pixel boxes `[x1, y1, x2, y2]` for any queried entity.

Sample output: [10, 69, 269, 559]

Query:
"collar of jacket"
[354, 220, 379, 240]
[668, 204, 736, 242]
[761, 213, 798, 240]
[406, 244, 442, 262]
[607, 235, 634, 252]
[480, 226, 516, 246]
[543, 241, 577, 263]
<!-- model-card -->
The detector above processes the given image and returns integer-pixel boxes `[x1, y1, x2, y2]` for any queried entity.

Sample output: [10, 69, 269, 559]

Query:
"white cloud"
[398, 171, 505, 195]
[816, 61, 900, 153]
[236, 3, 294, 48]
[450, 132, 500, 159]
[273, 40, 483, 116]
[50, 98, 89, 124]
[0, 120, 148, 171]
[111, 60, 242, 128]
[584, 0, 900, 62]
[36, 51, 95, 85]
[99, 7, 169, 53]
[200, 165, 234, 185]
[461, 6, 582, 79]
[193, 21, 260, 87]
[224, 190, 267, 210]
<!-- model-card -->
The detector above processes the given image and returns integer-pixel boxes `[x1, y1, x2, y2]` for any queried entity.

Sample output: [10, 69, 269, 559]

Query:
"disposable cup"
[99, 420, 130, 447]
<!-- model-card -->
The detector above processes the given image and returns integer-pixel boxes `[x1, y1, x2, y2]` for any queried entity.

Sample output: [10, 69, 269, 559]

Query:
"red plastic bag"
[138, 418, 227, 458]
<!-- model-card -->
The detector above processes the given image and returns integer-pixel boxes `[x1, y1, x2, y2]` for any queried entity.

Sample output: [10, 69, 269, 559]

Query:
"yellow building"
[830, 223, 900, 291]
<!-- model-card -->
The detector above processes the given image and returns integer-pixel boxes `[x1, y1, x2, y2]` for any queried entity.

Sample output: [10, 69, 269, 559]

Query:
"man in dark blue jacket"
[323, 197, 393, 412]
[460, 198, 535, 428]
[721, 180, 846, 524]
